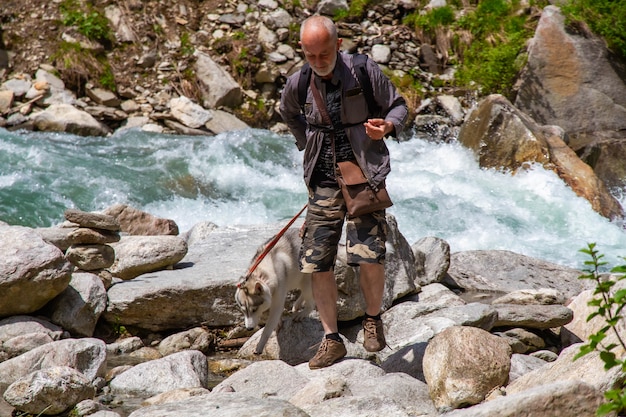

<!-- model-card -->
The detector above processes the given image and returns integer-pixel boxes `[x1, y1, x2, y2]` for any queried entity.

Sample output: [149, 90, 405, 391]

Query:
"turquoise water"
[1, 126, 625, 269]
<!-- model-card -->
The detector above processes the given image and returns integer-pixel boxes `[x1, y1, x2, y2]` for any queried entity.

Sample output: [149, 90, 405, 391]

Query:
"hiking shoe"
[309, 338, 347, 369]
[362, 317, 386, 352]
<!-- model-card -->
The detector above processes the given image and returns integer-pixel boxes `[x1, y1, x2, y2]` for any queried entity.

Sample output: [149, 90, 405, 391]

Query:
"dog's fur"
[235, 228, 314, 354]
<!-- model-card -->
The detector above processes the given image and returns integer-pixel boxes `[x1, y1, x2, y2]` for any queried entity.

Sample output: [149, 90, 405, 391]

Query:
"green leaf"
[574, 344, 595, 360]
[600, 351, 618, 369]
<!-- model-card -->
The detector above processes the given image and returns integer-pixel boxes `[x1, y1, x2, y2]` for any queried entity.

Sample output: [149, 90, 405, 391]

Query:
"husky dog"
[235, 228, 314, 354]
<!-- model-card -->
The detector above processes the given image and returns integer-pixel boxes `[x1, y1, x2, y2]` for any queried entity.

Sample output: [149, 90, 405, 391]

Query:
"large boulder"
[31, 103, 111, 136]
[194, 51, 243, 109]
[0, 338, 106, 394]
[443, 249, 588, 300]
[514, 5, 626, 192]
[458, 94, 623, 220]
[423, 326, 512, 411]
[0, 226, 72, 318]
[104, 217, 420, 333]
[514, 6, 626, 135]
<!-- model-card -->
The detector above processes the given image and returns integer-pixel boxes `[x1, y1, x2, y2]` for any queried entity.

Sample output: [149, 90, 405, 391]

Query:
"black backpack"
[297, 53, 382, 118]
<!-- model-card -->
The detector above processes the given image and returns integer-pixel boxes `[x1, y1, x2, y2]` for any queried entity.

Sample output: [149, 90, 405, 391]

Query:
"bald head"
[299, 15, 341, 78]
[300, 15, 338, 44]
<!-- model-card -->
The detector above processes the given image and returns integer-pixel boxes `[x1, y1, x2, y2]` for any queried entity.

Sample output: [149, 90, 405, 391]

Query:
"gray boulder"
[0, 225, 72, 318]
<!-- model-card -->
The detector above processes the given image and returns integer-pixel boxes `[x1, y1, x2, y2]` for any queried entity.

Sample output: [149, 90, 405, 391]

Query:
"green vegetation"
[402, 0, 544, 97]
[232, 30, 246, 41]
[561, 0, 626, 59]
[404, 5, 456, 35]
[59, 0, 112, 45]
[575, 243, 626, 416]
[334, 0, 375, 21]
[180, 32, 194, 56]
[51, 41, 114, 93]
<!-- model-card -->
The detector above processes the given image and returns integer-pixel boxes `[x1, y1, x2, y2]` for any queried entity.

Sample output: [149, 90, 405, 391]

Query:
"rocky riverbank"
[0, 202, 623, 417]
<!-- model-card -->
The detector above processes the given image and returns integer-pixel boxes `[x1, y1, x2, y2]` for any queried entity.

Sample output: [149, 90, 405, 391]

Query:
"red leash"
[238, 203, 307, 285]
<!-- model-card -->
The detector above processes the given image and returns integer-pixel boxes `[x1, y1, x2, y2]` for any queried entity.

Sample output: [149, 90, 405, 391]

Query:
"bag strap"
[309, 75, 332, 126]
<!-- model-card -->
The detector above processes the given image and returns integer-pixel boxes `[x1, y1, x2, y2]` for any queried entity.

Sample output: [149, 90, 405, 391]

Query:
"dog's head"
[235, 274, 271, 330]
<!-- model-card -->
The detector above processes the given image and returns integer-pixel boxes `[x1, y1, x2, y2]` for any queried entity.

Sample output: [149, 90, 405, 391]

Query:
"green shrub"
[575, 243, 626, 416]
[404, 6, 456, 35]
[60, 0, 112, 45]
[334, 0, 375, 21]
[561, 0, 626, 59]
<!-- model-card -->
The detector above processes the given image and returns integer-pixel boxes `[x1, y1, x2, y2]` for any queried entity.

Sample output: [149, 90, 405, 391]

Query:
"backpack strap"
[352, 54, 382, 118]
[296, 53, 381, 117]
[298, 62, 312, 116]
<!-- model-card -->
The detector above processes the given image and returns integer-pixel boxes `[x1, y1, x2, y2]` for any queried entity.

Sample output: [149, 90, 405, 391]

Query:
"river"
[1, 126, 625, 270]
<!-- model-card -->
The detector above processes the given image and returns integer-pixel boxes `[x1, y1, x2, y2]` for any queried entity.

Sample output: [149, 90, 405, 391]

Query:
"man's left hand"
[364, 119, 393, 140]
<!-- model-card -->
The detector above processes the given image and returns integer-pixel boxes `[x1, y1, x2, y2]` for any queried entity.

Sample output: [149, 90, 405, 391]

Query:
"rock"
[491, 288, 565, 305]
[507, 342, 625, 395]
[127, 392, 309, 417]
[204, 109, 249, 134]
[67, 227, 121, 245]
[237, 316, 323, 365]
[543, 125, 624, 220]
[157, 327, 215, 356]
[141, 387, 210, 407]
[102, 204, 179, 236]
[423, 326, 512, 411]
[515, 6, 626, 136]
[445, 380, 605, 417]
[0, 89, 13, 112]
[105, 5, 138, 43]
[436, 95, 464, 125]
[458, 94, 624, 220]
[86, 87, 122, 107]
[492, 304, 573, 329]
[0, 225, 72, 318]
[0, 338, 106, 393]
[109, 350, 209, 396]
[43, 272, 107, 337]
[64, 209, 121, 231]
[411, 236, 450, 285]
[0, 316, 64, 343]
[103, 224, 282, 332]
[107, 235, 188, 280]
[4, 366, 95, 415]
[194, 51, 243, 109]
[443, 249, 588, 300]
[371, 44, 392, 64]
[1, 332, 55, 360]
[35, 226, 77, 251]
[31, 103, 111, 136]
[169, 95, 212, 129]
[65, 244, 116, 270]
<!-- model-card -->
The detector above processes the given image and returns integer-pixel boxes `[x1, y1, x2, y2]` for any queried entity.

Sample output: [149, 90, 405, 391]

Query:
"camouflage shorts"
[300, 185, 387, 273]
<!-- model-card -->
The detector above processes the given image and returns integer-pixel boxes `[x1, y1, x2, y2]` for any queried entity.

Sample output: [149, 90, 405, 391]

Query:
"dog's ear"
[254, 281, 264, 294]
[236, 275, 249, 292]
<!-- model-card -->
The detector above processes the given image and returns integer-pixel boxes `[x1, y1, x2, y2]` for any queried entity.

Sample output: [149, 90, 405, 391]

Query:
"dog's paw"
[254, 350, 263, 355]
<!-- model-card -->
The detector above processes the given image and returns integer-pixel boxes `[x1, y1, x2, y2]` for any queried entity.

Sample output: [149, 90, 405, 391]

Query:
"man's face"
[300, 30, 341, 78]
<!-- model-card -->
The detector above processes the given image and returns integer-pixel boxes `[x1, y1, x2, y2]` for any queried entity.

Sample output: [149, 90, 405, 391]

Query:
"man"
[279, 15, 408, 369]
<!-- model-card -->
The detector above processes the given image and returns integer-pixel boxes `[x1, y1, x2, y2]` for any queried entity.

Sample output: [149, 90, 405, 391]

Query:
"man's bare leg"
[308, 270, 347, 369]
[359, 262, 385, 316]
[359, 262, 387, 352]
[311, 270, 338, 334]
